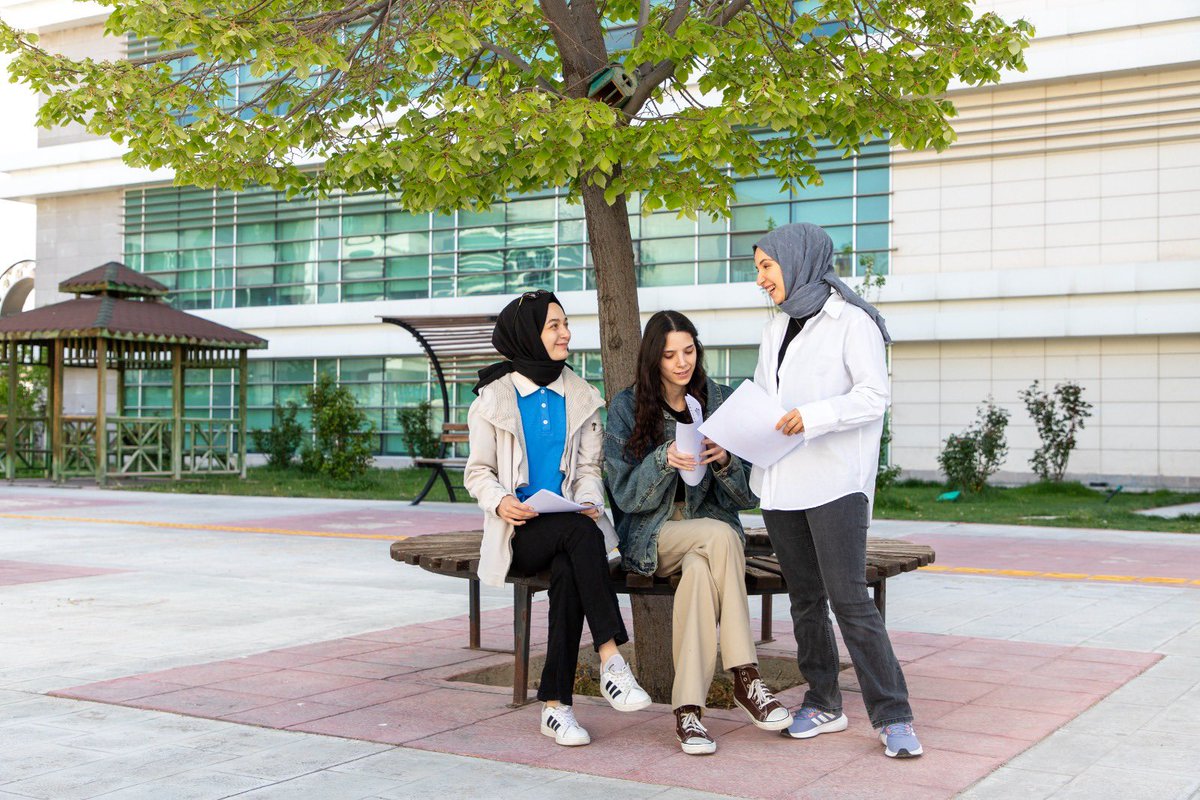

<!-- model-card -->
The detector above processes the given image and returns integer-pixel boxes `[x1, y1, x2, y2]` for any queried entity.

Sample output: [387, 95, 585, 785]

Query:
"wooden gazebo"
[0, 262, 267, 484]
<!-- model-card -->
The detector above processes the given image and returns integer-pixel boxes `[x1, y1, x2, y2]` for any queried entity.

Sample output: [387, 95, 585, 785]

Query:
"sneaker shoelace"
[550, 706, 579, 729]
[679, 710, 708, 739]
[746, 677, 778, 710]
[883, 722, 914, 736]
[605, 662, 638, 694]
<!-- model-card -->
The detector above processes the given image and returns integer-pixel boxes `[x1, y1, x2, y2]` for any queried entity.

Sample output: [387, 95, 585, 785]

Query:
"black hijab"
[473, 290, 570, 395]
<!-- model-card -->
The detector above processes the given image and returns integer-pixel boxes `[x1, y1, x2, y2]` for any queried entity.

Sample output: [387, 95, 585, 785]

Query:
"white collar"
[512, 372, 566, 398]
[822, 289, 846, 319]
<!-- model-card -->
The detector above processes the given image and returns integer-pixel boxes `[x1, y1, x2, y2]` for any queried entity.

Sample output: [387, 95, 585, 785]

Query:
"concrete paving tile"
[325, 746, 474, 782]
[791, 772, 952, 800]
[348, 626, 463, 646]
[378, 760, 578, 800]
[902, 675, 998, 704]
[620, 755, 807, 800]
[272, 638, 396, 660]
[526, 772, 673, 800]
[228, 769, 402, 799]
[914, 726, 1030, 760]
[291, 687, 510, 745]
[1006, 731, 1121, 774]
[50, 678, 190, 704]
[300, 678, 431, 708]
[213, 736, 391, 781]
[75, 770, 271, 799]
[176, 725, 308, 757]
[1099, 675, 1197, 708]
[145, 661, 280, 687]
[959, 766, 1074, 799]
[0, 743, 110, 783]
[654, 789, 741, 800]
[344, 644, 496, 670]
[1051, 765, 1200, 800]
[1113, 730, 1200, 777]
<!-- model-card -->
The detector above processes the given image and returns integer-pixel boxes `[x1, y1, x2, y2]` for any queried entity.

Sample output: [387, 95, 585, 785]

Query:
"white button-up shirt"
[750, 290, 890, 513]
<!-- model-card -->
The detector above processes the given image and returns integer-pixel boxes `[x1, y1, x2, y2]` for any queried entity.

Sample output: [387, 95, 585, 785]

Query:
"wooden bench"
[391, 529, 935, 705]
[410, 423, 470, 505]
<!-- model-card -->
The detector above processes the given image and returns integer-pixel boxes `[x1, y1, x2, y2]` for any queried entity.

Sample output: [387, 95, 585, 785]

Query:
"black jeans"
[763, 493, 913, 728]
[509, 511, 628, 705]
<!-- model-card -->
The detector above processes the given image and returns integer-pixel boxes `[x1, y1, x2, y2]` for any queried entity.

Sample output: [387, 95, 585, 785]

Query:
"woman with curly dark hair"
[604, 310, 792, 755]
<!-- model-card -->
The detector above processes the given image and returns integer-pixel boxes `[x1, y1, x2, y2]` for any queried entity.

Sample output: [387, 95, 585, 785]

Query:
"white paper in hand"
[674, 394, 707, 487]
[697, 380, 805, 467]
[523, 489, 590, 514]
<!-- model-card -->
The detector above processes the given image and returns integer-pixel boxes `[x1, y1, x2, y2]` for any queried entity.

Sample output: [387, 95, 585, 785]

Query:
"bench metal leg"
[759, 594, 774, 643]
[468, 579, 481, 649]
[439, 467, 457, 503]
[511, 583, 534, 708]
[410, 467, 441, 506]
[871, 579, 886, 624]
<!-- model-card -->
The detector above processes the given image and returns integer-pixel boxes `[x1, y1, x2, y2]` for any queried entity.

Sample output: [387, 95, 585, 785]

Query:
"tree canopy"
[0, 0, 1032, 216]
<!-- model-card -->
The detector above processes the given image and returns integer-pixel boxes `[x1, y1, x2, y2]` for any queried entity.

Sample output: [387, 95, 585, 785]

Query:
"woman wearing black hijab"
[464, 289, 649, 748]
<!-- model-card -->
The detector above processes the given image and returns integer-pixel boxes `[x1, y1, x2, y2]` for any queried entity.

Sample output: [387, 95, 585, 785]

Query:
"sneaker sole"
[540, 723, 590, 746]
[605, 695, 652, 713]
[782, 713, 849, 739]
[680, 740, 717, 755]
[880, 734, 922, 758]
[735, 703, 795, 732]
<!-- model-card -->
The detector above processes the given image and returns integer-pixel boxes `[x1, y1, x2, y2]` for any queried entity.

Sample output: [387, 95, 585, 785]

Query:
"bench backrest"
[441, 422, 470, 445]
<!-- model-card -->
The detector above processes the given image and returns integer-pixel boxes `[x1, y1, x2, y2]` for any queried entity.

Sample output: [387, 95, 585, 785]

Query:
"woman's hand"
[699, 437, 731, 467]
[776, 409, 805, 436]
[496, 495, 538, 526]
[666, 441, 697, 472]
[578, 502, 603, 520]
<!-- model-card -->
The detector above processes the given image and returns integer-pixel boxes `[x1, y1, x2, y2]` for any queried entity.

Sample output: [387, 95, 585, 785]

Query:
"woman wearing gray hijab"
[750, 222, 921, 759]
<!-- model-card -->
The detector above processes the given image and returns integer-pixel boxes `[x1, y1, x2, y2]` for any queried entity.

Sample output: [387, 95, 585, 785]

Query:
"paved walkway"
[1, 486, 1198, 799]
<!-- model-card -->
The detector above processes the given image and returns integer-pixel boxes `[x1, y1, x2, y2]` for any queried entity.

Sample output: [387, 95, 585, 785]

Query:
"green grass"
[870, 480, 1200, 534]
[111, 468, 1200, 534]
[109, 465, 459, 503]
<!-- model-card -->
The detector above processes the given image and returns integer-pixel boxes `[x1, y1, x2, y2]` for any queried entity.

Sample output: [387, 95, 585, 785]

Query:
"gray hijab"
[755, 222, 891, 344]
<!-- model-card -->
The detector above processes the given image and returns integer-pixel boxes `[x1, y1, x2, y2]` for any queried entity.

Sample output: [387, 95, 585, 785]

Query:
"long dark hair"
[624, 310, 709, 461]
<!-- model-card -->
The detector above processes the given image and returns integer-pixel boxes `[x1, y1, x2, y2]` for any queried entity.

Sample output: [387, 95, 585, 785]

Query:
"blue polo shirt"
[513, 373, 567, 501]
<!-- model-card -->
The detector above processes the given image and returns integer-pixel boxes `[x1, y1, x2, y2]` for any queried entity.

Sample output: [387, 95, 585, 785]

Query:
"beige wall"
[890, 335, 1200, 489]
[34, 190, 124, 304]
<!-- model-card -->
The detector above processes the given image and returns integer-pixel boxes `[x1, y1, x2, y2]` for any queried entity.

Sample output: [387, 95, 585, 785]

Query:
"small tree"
[0, 365, 48, 417]
[938, 398, 1010, 493]
[251, 400, 304, 469]
[301, 374, 375, 481]
[1020, 380, 1093, 482]
[397, 400, 441, 460]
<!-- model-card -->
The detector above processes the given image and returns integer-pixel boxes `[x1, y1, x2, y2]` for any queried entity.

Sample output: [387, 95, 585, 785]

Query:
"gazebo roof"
[0, 262, 266, 349]
[59, 261, 169, 299]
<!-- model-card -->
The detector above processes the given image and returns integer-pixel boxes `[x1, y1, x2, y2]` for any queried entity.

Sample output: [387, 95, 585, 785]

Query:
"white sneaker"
[599, 659, 652, 712]
[540, 704, 590, 746]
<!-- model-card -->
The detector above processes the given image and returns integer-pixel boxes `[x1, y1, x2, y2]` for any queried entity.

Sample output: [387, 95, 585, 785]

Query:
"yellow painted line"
[921, 564, 1197, 587]
[0, 512, 409, 542]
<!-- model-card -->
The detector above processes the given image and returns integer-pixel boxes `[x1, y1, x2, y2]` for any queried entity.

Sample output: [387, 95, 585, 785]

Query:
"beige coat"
[464, 369, 610, 587]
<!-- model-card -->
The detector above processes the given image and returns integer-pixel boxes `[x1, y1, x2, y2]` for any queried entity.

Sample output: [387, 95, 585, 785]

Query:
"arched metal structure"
[0, 260, 36, 318]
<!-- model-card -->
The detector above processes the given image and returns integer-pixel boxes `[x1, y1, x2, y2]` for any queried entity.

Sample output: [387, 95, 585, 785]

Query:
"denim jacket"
[603, 379, 757, 576]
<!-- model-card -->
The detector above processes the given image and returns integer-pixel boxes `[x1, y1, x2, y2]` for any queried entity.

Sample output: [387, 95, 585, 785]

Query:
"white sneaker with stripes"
[540, 704, 590, 746]
[599, 659, 652, 712]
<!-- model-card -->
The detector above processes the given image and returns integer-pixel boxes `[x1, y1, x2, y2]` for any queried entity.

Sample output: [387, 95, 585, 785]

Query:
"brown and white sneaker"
[675, 705, 717, 755]
[731, 665, 794, 731]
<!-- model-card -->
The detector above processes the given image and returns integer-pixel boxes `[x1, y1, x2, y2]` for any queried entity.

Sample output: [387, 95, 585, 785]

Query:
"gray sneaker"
[781, 706, 848, 739]
[880, 722, 923, 758]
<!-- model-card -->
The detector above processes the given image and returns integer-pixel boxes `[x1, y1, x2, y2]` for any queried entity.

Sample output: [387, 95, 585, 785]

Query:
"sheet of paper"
[675, 393, 708, 487]
[697, 380, 805, 467]
[523, 489, 590, 514]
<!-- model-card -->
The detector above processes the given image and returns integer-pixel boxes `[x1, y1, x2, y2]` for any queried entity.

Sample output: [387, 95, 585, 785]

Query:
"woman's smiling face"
[540, 302, 571, 360]
[754, 248, 787, 305]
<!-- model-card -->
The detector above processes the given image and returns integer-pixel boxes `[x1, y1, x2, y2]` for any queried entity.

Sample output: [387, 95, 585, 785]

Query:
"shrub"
[1020, 380, 1093, 482]
[938, 398, 1010, 493]
[397, 400, 441, 460]
[875, 420, 901, 492]
[300, 374, 376, 481]
[250, 401, 304, 469]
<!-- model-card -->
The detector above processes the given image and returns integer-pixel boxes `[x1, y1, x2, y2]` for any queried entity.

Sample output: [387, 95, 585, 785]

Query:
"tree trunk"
[579, 167, 676, 704]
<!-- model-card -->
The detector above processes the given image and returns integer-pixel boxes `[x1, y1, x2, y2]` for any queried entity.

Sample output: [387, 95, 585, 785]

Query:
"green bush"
[1020, 380, 1093, 482]
[300, 374, 375, 481]
[251, 401, 303, 469]
[938, 398, 1010, 493]
[397, 400, 441, 459]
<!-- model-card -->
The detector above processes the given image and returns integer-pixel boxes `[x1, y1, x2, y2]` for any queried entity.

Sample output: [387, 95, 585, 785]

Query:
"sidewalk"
[2, 486, 1198, 799]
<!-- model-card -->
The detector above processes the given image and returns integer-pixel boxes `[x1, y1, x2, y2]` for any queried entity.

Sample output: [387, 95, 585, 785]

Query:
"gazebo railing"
[108, 416, 172, 477]
[181, 418, 239, 474]
[62, 415, 99, 477]
[0, 414, 50, 478]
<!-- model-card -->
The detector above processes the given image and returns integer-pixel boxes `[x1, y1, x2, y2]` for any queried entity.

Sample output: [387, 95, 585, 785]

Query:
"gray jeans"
[763, 493, 913, 728]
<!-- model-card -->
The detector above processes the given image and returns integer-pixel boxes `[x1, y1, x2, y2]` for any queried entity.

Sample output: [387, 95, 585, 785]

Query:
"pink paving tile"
[207, 669, 372, 699]
[50, 615, 1164, 800]
[219, 699, 348, 727]
[227, 508, 483, 537]
[0, 559, 126, 587]
[131, 686, 275, 717]
[50, 677, 190, 703]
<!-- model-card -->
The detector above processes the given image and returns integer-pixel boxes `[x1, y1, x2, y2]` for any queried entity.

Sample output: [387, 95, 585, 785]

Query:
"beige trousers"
[655, 508, 758, 709]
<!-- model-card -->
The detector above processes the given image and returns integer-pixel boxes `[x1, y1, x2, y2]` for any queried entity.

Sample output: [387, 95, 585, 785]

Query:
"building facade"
[1, 0, 1198, 486]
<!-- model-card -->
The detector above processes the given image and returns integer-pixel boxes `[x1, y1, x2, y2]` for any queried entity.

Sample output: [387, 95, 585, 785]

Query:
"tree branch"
[479, 41, 561, 94]
[632, 0, 650, 46]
